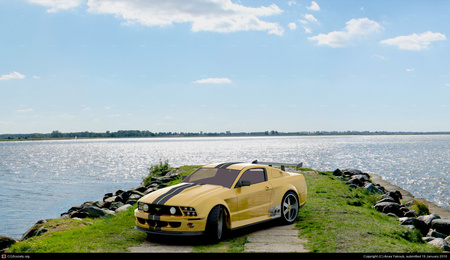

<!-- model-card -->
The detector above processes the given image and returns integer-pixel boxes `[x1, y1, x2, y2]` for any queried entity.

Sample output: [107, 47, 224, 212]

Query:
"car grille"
[138, 203, 183, 216]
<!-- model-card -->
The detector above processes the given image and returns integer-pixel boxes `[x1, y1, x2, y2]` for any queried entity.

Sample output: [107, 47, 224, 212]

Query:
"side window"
[239, 168, 267, 185]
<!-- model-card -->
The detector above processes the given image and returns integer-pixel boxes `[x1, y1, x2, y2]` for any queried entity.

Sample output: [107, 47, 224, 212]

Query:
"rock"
[83, 205, 115, 218]
[103, 193, 113, 201]
[128, 189, 145, 197]
[383, 205, 402, 217]
[418, 214, 441, 227]
[126, 194, 142, 205]
[346, 177, 364, 187]
[115, 191, 130, 203]
[69, 210, 90, 219]
[353, 174, 370, 183]
[427, 238, 450, 251]
[0, 236, 17, 251]
[403, 210, 419, 218]
[144, 187, 157, 194]
[364, 183, 383, 194]
[431, 219, 450, 236]
[333, 169, 343, 176]
[422, 237, 435, 243]
[115, 189, 125, 196]
[400, 218, 429, 235]
[375, 201, 400, 212]
[104, 196, 116, 203]
[92, 200, 105, 208]
[115, 204, 132, 213]
[385, 191, 402, 204]
[21, 220, 49, 240]
[427, 229, 448, 239]
[377, 196, 398, 204]
[109, 202, 124, 210]
[342, 168, 363, 176]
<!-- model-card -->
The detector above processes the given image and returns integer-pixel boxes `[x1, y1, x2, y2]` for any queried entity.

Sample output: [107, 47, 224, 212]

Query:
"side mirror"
[240, 180, 251, 187]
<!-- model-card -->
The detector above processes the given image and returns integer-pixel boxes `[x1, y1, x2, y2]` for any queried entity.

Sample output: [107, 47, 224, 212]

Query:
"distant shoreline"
[2, 130, 450, 141]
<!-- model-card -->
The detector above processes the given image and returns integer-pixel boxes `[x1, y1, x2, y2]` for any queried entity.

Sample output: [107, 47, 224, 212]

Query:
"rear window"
[182, 167, 240, 188]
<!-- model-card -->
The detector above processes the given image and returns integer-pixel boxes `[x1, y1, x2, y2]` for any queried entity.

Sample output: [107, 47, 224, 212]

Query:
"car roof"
[203, 162, 263, 171]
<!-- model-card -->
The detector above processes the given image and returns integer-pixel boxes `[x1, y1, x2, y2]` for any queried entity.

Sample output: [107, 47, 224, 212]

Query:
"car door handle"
[265, 186, 272, 191]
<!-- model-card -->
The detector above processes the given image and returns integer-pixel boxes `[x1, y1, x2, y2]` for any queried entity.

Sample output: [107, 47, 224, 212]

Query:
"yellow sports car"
[134, 161, 307, 242]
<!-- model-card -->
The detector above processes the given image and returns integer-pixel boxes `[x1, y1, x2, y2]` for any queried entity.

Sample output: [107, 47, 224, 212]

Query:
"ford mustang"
[134, 161, 307, 242]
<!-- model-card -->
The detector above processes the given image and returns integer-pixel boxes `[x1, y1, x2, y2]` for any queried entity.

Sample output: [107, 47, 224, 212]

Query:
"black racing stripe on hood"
[152, 183, 198, 205]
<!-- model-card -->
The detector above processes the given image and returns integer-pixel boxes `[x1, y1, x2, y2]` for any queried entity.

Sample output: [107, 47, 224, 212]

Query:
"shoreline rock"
[335, 168, 450, 252]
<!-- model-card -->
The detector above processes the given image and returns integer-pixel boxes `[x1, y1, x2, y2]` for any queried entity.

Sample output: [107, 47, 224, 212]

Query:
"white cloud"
[308, 18, 383, 47]
[16, 108, 34, 113]
[26, 0, 83, 13]
[288, 22, 297, 30]
[303, 26, 312, 34]
[405, 68, 415, 72]
[0, 71, 25, 81]
[193, 77, 232, 84]
[306, 1, 320, 11]
[380, 31, 446, 51]
[303, 14, 318, 23]
[86, 0, 284, 35]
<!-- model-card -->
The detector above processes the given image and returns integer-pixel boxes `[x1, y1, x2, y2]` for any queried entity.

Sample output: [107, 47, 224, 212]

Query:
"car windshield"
[182, 167, 240, 188]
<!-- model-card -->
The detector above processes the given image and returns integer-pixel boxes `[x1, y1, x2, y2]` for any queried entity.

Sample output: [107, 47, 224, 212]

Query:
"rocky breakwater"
[334, 168, 450, 252]
[0, 168, 182, 252]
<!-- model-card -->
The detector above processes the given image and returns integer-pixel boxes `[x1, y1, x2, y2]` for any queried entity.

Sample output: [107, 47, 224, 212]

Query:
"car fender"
[272, 174, 307, 206]
[192, 196, 231, 228]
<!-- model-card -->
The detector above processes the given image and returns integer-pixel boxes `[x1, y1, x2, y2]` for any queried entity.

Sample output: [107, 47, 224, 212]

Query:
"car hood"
[139, 182, 227, 206]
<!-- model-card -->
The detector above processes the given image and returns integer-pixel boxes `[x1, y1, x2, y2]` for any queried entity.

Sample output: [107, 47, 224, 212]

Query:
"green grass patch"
[295, 170, 441, 253]
[8, 205, 146, 253]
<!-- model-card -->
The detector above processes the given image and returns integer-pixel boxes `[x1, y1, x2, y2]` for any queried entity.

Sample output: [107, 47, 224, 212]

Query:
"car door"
[235, 168, 273, 222]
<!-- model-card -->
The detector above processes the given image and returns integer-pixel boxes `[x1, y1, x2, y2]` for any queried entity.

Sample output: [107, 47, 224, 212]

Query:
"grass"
[8, 206, 146, 253]
[294, 169, 440, 253]
[7, 166, 442, 253]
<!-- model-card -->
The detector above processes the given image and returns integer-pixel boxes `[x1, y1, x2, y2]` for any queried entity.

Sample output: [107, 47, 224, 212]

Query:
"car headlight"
[170, 207, 177, 215]
[143, 204, 149, 212]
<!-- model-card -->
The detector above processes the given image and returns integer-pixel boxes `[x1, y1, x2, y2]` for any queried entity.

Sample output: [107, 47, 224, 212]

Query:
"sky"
[1, 0, 449, 134]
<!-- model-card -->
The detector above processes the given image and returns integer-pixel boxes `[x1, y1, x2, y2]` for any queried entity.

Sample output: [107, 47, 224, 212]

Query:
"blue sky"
[1, 0, 449, 134]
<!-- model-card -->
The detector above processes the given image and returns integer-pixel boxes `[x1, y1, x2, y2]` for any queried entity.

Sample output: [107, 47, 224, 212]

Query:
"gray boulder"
[83, 205, 115, 218]
[427, 229, 448, 239]
[364, 183, 383, 194]
[342, 168, 363, 176]
[0, 236, 17, 251]
[21, 219, 49, 241]
[418, 214, 441, 227]
[333, 169, 343, 176]
[427, 238, 450, 251]
[431, 219, 450, 236]
[115, 204, 133, 213]
[400, 217, 429, 235]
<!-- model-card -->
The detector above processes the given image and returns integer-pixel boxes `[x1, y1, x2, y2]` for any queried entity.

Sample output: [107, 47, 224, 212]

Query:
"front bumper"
[134, 208, 206, 235]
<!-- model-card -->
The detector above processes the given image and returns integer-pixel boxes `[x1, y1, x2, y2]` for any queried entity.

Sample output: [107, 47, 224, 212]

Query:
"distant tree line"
[1, 130, 450, 140]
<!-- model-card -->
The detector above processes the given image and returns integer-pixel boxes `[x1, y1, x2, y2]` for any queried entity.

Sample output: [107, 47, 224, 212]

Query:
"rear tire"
[281, 191, 299, 224]
[205, 205, 225, 243]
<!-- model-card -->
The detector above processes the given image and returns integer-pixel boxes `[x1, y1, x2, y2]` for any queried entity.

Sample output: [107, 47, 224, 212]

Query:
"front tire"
[205, 205, 225, 243]
[281, 191, 299, 224]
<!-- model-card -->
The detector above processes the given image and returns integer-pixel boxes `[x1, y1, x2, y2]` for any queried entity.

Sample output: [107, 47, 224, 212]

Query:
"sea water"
[0, 135, 448, 238]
